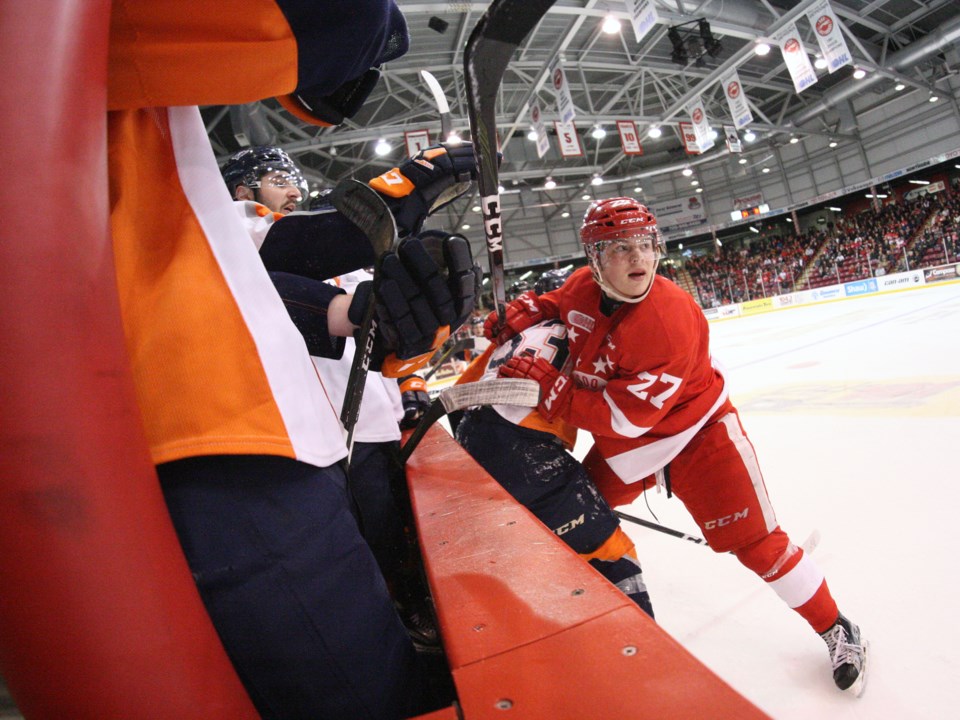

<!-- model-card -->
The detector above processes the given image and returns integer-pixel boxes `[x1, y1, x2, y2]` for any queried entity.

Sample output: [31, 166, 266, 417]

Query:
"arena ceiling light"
[591, 125, 607, 139]
[743, 129, 756, 142]
[374, 138, 391, 156]
[895, 83, 906, 91]
[527, 129, 538, 141]
[648, 126, 662, 139]
[591, 175, 604, 186]
[445, 131, 462, 145]
[601, 14, 621, 34]
[544, 178, 557, 190]
[852, 67, 867, 80]
[814, 56, 828, 70]
[681, 167, 693, 176]
[754, 41, 771, 56]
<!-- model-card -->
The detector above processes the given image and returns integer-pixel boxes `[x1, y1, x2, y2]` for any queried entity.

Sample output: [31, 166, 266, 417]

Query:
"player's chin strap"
[399, 378, 540, 464]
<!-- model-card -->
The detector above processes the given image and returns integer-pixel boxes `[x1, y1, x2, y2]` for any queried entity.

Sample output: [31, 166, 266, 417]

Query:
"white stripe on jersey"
[169, 106, 347, 468]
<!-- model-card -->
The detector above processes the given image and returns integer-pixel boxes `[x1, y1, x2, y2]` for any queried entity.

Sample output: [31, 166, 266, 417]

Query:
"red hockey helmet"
[579, 197, 664, 303]
[580, 197, 659, 245]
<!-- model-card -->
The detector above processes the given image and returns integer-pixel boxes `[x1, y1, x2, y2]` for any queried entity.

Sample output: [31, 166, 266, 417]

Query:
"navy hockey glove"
[369, 143, 480, 237]
[499, 353, 572, 422]
[348, 233, 479, 377]
[483, 291, 547, 346]
[398, 375, 431, 429]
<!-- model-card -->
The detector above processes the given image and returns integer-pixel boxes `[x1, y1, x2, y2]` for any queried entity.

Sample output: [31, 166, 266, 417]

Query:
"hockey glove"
[483, 291, 547, 345]
[398, 375, 431, 429]
[348, 233, 479, 376]
[499, 353, 573, 422]
[369, 143, 480, 237]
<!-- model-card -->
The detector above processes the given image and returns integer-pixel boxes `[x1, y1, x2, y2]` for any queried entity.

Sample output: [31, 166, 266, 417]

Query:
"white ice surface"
[568, 281, 960, 718]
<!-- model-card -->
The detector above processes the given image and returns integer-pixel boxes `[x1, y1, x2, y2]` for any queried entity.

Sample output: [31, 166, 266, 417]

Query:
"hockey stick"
[465, 0, 557, 324]
[616, 510, 823, 557]
[329, 179, 398, 458]
[419, 70, 452, 140]
[614, 511, 709, 546]
[399, 378, 539, 463]
[422, 337, 472, 382]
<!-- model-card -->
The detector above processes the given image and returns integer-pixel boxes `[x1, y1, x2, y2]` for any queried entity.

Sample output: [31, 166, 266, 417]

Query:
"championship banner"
[684, 96, 714, 152]
[530, 102, 551, 159]
[721, 70, 753, 129]
[773, 22, 818, 93]
[554, 120, 584, 157]
[806, 1, 852, 73]
[617, 120, 643, 155]
[678, 122, 701, 154]
[548, 56, 576, 124]
[625, 0, 658, 44]
[724, 126, 742, 153]
[404, 130, 430, 157]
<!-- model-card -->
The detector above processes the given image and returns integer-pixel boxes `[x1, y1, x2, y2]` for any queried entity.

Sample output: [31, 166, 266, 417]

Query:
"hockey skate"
[820, 612, 868, 696]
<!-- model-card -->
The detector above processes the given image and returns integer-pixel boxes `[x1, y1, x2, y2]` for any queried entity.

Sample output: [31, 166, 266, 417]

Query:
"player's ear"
[235, 185, 254, 201]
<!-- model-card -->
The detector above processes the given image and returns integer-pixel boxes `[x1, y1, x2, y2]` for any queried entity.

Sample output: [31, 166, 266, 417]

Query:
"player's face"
[597, 235, 658, 299]
[256, 170, 302, 214]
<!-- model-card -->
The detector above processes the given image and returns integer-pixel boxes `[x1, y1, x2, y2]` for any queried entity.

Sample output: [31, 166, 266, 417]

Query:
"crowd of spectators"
[678, 180, 960, 308]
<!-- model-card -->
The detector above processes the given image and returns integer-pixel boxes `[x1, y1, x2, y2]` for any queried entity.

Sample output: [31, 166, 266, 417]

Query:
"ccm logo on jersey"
[703, 508, 749, 529]
[555, 514, 585, 536]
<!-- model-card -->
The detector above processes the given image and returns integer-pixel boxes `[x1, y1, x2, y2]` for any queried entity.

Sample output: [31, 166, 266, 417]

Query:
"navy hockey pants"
[158, 454, 421, 720]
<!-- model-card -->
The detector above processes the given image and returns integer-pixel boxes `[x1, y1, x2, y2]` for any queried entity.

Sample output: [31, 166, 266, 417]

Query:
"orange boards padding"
[406, 426, 769, 719]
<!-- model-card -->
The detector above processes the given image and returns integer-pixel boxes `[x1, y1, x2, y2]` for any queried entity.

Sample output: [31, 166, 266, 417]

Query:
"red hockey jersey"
[537, 268, 733, 485]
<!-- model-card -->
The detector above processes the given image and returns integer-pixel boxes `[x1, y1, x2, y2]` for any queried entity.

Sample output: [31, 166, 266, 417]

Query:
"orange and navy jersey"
[458, 320, 577, 449]
[108, 1, 408, 123]
[110, 107, 346, 466]
[537, 268, 733, 483]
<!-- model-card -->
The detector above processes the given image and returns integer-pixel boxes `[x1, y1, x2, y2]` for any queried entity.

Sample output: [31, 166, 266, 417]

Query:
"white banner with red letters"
[404, 130, 430, 157]
[554, 120, 583, 157]
[774, 22, 818, 93]
[721, 69, 753, 129]
[806, 1, 852, 73]
[678, 122, 700, 154]
[617, 120, 643, 155]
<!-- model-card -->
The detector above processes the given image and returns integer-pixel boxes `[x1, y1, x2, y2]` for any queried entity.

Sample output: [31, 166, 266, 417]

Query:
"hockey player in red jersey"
[455, 315, 655, 617]
[489, 197, 868, 696]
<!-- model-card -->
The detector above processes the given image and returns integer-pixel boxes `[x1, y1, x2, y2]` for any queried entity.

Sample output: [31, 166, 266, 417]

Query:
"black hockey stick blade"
[614, 510, 710, 546]
[328, 179, 398, 454]
[329, 179, 397, 256]
[465, 0, 556, 325]
[400, 378, 539, 463]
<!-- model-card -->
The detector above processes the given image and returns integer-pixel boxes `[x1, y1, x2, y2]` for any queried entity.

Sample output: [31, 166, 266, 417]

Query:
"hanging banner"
[404, 130, 430, 157]
[721, 70, 753, 129]
[548, 56, 576, 124]
[530, 102, 551, 159]
[724, 125, 742, 153]
[684, 96, 714, 152]
[773, 22, 818, 93]
[616, 120, 643, 155]
[678, 122, 701, 154]
[649, 196, 707, 231]
[806, 0, 852, 73]
[554, 120, 584, 157]
[625, 0, 658, 44]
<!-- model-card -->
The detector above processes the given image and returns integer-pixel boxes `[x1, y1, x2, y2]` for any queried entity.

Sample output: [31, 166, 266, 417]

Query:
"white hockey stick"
[399, 378, 539, 462]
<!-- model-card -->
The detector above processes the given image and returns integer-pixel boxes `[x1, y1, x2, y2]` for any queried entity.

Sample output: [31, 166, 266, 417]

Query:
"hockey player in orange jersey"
[489, 197, 868, 696]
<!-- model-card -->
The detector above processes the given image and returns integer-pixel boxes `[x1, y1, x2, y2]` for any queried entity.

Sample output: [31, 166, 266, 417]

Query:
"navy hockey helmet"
[220, 146, 308, 201]
[534, 268, 572, 295]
